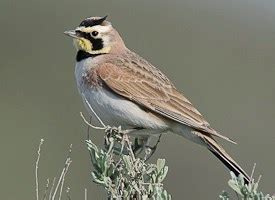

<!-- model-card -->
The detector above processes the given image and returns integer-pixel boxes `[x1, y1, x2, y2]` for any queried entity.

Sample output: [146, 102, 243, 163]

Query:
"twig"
[66, 187, 71, 200]
[52, 144, 73, 200]
[82, 95, 106, 127]
[51, 163, 66, 199]
[80, 112, 105, 130]
[58, 144, 73, 200]
[42, 178, 50, 200]
[85, 188, 87, 200]
[123, 134, 135, 159]
[49, 177, 56, 200]
[250, 163, 256, 181]
[257, 175, 262, 184]
[35, 139, 44, 200]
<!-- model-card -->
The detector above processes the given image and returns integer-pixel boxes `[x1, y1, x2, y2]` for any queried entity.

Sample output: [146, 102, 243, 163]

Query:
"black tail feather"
[200, 134, 251, 184]
[210, 149, 250, 184]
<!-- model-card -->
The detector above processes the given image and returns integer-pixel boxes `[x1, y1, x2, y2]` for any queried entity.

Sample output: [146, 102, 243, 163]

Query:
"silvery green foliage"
[219, 172, 275, 200]
[86, 127, 171, 200]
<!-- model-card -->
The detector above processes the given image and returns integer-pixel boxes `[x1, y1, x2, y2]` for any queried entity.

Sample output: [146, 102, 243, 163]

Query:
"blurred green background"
[1, 0, 275, 199]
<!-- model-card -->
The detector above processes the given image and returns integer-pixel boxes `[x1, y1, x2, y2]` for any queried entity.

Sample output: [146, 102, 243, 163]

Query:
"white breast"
[74, 58, 169, 131]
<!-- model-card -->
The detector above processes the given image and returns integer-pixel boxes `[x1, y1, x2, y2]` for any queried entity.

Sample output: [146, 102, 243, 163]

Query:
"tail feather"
[199, 133, 251, 184]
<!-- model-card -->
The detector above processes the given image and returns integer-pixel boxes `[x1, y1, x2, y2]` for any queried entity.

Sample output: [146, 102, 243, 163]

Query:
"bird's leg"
[132, 137, 148, 155]
[144, 134, 162, 161]
[132, 134, 162, 161]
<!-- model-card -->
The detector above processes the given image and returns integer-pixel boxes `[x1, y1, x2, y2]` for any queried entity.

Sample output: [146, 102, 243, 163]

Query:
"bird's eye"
[91, 31, 98, 37]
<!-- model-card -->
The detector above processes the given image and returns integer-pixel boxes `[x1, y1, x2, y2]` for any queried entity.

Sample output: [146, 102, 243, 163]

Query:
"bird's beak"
[64, 30, 79, 39]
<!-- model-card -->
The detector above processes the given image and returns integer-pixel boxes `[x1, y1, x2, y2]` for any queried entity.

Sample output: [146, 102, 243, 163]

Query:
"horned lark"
[64, 16, 250, 183]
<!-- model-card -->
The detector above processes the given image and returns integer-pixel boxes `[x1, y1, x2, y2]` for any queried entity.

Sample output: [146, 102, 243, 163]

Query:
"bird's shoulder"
[96, 50, 175, 89]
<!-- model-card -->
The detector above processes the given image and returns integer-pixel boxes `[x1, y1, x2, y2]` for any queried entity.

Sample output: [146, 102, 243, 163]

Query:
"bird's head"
[64, 16, 125, 55]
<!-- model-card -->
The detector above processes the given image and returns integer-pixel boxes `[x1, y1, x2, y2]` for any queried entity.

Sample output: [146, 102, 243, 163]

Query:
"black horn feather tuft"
[79, 15, 108, 27]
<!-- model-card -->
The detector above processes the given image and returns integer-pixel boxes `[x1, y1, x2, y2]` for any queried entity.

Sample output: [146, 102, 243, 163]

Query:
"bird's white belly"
[81, 86, 169, 131]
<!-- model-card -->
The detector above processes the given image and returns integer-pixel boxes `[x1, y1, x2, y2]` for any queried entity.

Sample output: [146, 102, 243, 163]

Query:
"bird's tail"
[200, 133, 251, 184]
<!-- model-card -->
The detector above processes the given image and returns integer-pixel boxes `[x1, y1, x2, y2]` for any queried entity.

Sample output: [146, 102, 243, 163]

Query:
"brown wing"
[96, 59, 234, 143]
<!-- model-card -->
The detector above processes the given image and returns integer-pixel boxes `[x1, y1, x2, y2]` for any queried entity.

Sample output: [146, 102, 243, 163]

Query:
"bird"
[64, 15, 250, 183]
